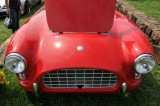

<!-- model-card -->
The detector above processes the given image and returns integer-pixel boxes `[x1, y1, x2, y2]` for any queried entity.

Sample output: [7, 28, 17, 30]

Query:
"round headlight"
[134, 54, 155, 74]
[4, 53, 27, 73]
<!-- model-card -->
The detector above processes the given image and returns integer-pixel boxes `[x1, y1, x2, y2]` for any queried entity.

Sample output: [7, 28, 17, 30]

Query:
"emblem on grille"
[77, 46, 84, 51]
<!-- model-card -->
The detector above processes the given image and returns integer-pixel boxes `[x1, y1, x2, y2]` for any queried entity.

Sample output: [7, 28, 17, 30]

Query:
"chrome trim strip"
[134, 54, 155, 64]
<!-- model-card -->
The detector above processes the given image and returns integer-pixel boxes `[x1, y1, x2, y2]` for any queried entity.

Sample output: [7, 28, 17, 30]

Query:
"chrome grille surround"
[42, 69, 118, 88]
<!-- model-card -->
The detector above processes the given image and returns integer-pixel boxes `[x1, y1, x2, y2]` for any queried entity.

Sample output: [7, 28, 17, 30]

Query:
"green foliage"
[124, 0, 160, 21]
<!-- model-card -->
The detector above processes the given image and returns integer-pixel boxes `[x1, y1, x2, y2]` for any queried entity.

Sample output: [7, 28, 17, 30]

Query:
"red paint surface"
[44, 0, 117, 32]
[5, 10, 154, 93]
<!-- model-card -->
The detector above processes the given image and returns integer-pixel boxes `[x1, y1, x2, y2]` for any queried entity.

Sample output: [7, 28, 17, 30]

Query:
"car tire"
[38, 0, 43, 4]
[24, 2, 31, 14]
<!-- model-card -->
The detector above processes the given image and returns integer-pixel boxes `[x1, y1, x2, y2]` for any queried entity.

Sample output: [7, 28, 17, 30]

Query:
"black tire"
[38, 0, 43, 4]
[24, 2, 31, 14]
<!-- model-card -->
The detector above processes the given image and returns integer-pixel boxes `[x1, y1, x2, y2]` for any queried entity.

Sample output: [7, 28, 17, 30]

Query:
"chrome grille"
[42, 69, 118, 88]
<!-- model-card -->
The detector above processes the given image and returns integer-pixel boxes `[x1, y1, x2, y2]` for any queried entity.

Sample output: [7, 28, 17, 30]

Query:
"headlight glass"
[134, 54, 155, 74]
[4, 53, 27, 73]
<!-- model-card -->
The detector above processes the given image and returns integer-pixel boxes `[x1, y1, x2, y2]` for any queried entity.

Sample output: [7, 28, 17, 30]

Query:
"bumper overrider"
[33, 83, 40, 98]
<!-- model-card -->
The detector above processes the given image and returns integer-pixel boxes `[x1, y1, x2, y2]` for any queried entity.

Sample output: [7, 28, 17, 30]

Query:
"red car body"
[5, 0, 154, 95]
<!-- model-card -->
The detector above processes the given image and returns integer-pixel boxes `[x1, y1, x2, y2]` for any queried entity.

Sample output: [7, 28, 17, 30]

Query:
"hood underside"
[44, 0, 117, 32]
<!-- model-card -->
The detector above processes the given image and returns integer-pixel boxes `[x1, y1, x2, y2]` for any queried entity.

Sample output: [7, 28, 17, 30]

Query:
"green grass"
[0, 65, 160, 105]
[124, 0, 160, 21]
[0, 3, 44, 45]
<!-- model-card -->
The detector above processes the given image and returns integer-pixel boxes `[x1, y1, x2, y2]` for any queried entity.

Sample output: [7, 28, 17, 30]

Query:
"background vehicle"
[0, 0, 43, 17]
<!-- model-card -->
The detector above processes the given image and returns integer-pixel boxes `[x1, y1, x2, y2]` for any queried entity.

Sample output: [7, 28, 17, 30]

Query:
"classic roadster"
[4, 0, 155, 97]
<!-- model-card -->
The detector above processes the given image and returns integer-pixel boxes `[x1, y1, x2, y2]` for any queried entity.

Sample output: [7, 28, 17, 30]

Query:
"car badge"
[77, 46, 84, 51]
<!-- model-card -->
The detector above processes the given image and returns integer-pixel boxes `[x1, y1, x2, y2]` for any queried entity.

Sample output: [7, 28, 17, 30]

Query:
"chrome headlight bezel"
[4, 53, 27, 73]
[134, 54, 155, 74]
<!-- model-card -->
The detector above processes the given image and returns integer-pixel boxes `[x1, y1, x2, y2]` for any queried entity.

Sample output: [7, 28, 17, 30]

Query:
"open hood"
[44, 0, 117, 32]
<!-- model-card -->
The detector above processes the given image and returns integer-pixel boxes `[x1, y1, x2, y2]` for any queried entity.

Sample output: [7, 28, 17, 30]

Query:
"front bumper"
[32, 82, 128, 98]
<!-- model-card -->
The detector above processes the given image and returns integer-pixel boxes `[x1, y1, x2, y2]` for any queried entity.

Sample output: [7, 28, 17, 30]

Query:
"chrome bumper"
[32, 82, 127, 97]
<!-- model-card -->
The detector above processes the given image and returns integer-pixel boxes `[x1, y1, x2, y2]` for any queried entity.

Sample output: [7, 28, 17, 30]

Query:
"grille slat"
[43, 77, 117, 79]
[42, 69, 118, 88]
[43, 80, 118, 82]
[48, 73, 115, 75]
[45, 84, 114, 86]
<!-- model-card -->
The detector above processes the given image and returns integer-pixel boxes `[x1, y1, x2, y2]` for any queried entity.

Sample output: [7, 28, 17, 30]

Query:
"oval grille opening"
[42, 69, 118, 88]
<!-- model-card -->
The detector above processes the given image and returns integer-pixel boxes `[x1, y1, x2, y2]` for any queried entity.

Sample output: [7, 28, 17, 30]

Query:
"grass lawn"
[0, 1, 160, 106]
[124, 0, 160, 21]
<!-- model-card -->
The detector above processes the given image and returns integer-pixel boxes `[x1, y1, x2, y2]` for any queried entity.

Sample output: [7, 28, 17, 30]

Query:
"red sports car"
[4, 0, 155, 97]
